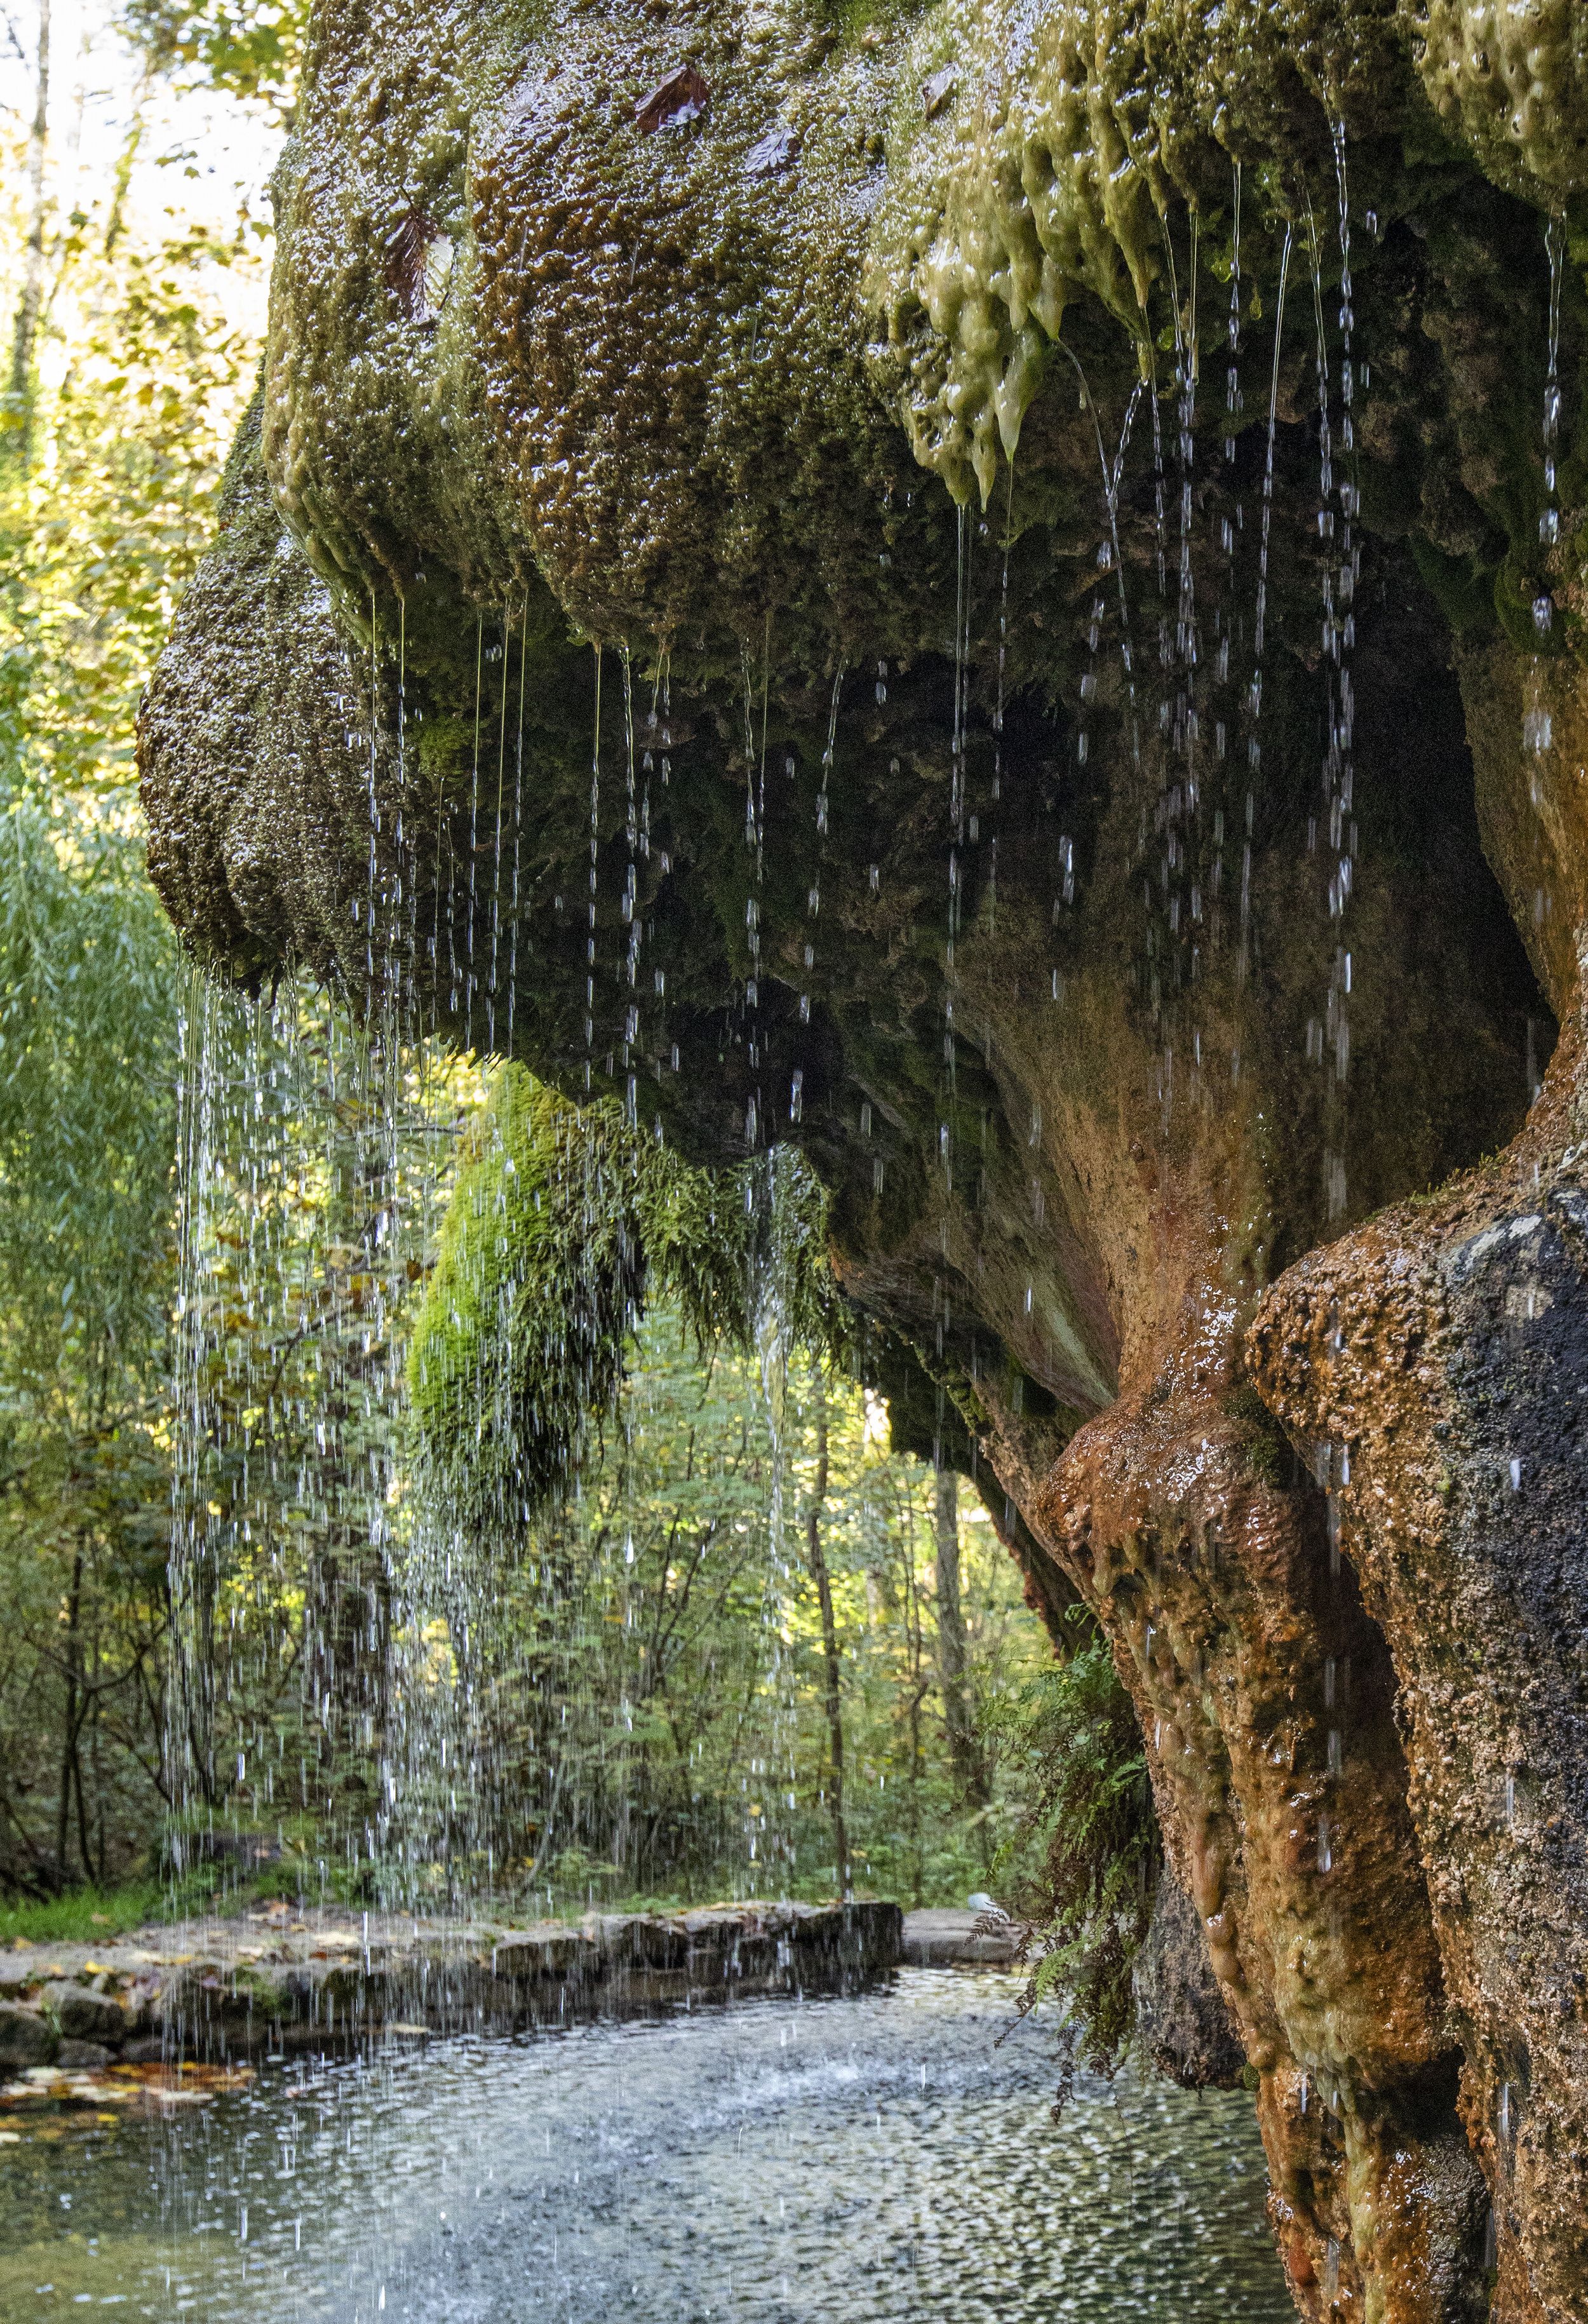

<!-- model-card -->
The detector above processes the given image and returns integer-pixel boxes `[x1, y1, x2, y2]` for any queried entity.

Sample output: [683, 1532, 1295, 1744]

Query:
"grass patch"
[0, 1862, 304, 1945]
[0, 1879, 170, 1948]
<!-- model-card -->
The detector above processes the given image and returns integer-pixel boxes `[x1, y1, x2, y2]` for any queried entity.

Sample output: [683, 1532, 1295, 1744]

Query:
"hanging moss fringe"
[407, 1064, 842, 1528]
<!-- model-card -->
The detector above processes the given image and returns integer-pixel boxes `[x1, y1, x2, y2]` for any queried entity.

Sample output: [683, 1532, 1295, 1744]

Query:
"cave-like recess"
[140, 3, 1588, 2317]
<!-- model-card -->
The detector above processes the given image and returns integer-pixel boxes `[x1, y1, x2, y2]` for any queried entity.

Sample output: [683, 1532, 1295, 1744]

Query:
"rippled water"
[0, 1969, 1291, 2321]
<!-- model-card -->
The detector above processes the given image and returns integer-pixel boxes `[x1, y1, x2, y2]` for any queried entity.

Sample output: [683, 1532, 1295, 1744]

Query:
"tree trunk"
[803, 1375, 849, 1896]
[55, 1536, 81, 1889]
[9, 0, 51, 443]
[932, 1467, 989, 1813]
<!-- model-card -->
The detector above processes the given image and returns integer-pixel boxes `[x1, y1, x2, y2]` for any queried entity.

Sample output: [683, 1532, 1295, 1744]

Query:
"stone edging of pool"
[0, 1898, 1022, 2081]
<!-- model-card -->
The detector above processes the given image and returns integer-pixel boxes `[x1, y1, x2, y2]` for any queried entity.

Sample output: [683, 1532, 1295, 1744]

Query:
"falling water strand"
[587, 645, 603, 1093]
[168, 969, 455, 1903]
[989, 461, 1013, 934]
[506, 604, 527, 1057]
[429, 644, 449, 1043]
[1321, 128, 1361, 1221]
[485, 611, 511, 1056]
[657, 654, 676, 1078]
[802, 667, 844, 1039]
[621, 644, 640, 1126]
[1144, 325, 1175, 1105]
[640, 653, 671, 1089]
[1208, 165, 1244, 994]
[1058, 343, 1145, 954]
[1524, 217, 1566, 958]
[1168, 215, 1202, 1068]
[365, 593, 382, 1021]
[1225, 165, 1244, 466]
[464, 611, 484, 1043]
[758, 612, 772, 889]
[1244, 221, 1293, 995]
[396, 595, 421, 1048]
[167, 968, 222, 1841]
[738, 640, 765, 1124]
[741, 638, 761, 855]
[948, 502, 971, 973]
[748, 1150, 804, 1886]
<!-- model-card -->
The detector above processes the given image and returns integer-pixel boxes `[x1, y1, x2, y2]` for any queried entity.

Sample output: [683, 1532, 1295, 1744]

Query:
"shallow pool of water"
[1, 1969, 1291, 2321]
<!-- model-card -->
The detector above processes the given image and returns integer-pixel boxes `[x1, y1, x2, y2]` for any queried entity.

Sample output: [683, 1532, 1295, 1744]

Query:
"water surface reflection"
[0, 1968, 1291, 2320]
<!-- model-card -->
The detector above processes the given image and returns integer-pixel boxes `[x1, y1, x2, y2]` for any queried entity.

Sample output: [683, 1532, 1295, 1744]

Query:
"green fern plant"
[985, 1614, 1157, 2080]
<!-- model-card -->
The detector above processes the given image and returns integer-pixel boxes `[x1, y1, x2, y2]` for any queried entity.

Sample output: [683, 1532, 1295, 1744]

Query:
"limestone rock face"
[1249, 651, 1588, 2324]
[139, 1, 1588, 2318]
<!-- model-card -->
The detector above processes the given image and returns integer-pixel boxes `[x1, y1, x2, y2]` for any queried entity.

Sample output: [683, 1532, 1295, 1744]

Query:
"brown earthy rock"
[1247, 644, 1588, 2324]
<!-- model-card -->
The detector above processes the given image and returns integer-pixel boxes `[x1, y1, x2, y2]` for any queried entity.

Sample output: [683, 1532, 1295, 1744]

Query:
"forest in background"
[0, 0, 1152, 2065]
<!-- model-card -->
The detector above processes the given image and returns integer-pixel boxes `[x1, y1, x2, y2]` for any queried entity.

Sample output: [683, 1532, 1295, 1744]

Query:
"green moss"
[1412, 536, 1499, 643]
[408, 1065, 841, 1523]
[1221, 1382, 1290, 1489]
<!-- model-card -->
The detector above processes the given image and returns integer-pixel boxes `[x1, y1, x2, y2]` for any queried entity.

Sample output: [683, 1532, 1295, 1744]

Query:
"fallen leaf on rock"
[635, 63, 709, 133]
[744, 123, 798, 178]
[922, 65, 956, 116]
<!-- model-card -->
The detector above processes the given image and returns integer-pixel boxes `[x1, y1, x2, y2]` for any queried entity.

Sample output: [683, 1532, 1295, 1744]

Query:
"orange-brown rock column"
[1250, 644, 1588, 2324]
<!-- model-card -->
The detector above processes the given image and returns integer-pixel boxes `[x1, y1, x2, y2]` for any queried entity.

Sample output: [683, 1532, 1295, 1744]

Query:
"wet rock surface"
[1133, 1871, 1246, 2093]
[899, 1908, 1025, 1967]
[1248, 648, 1588, 2324]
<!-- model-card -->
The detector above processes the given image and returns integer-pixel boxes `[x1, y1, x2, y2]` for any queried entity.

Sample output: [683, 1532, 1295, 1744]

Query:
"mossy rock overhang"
[139, 0, 1580, 1428]
[137, 6, 1588, 2316]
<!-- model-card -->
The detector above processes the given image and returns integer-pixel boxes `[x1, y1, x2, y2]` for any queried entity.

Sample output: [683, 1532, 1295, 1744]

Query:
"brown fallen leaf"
[635, 63, 709, 133]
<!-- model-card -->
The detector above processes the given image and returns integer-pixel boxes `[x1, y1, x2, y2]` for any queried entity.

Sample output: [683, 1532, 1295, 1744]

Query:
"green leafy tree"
[0, 793, 178, 1891]
[0, 38, 269, 1889]
[121, 0, 310, 121]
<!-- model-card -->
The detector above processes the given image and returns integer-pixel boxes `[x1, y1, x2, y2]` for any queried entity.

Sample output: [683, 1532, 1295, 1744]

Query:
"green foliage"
[0, 793, 178, 1895]
[0, 1877, 168, 1946]
[121, 0, 311, 119]
[986, 1618, 1158, 2079]
[407, 1063, 839, 1527]
[0, 215, 259, 797]
[169, 987, 475, 1863]
[401, 1306, 1049, 1911]
[0, 798, 178, 1376]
